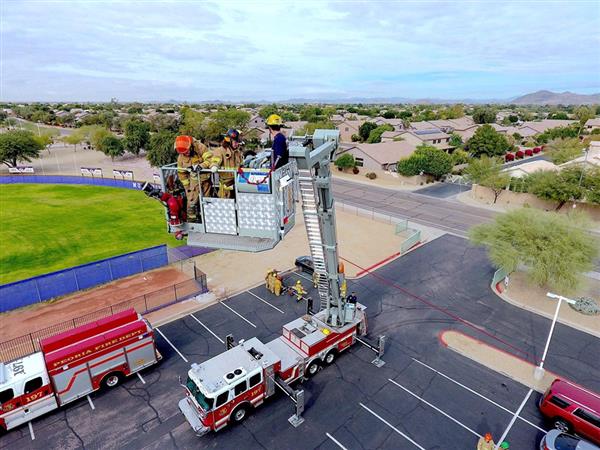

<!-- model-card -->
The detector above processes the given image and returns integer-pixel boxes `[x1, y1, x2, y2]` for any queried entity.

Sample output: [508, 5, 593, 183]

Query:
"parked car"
[540, 429, 600, 450]
[295, 256, 314, 274]
[539, 379, 600, 445]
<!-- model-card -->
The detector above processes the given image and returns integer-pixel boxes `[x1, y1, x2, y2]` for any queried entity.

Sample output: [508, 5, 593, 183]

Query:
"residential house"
[561, 141, 600, 169]
[338, 140, 417, 171]
[284, 120, 308, 136]
[380, 130, 405, 142]
[584, 118, 600, 132]
[518, 119, 577, 135]
[336, 119, 362, 142]
[248, 115, 265, 128]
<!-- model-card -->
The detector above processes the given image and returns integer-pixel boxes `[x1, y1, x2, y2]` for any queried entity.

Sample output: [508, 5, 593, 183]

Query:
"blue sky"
[2, 0, 599, 101]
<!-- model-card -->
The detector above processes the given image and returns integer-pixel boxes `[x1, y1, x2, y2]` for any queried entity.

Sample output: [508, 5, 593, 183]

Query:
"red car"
[539, 379, 600, 445]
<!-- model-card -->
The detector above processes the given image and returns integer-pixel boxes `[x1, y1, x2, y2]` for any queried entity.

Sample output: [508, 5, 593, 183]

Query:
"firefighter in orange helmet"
[476, 433, 495, 450]
[211, 129, 244, 198]
[175, 135, 210, 222]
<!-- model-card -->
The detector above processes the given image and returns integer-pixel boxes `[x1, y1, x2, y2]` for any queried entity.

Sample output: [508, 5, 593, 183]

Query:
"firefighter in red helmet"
[175, 135, 210, 222]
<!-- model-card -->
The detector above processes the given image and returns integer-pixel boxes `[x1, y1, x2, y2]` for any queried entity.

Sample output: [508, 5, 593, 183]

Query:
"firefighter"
[347, 291, 357, 304]
[476, 433, 495, 450]
[175, 135, 209, 222]
[266, 114, 288, 169]
[273, 274, 283, 296]
[340, 279, 347, 299]
[212, 129, 244, 198]
[265, 269, 274, 293]
[293, 280, 306, 302]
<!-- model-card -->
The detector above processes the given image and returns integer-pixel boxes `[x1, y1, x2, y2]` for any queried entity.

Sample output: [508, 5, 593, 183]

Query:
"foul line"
[411, 358, 545, 433]
[155, 328, 189, 362]
[326, 432, 349, 450]
[247, 291, 285, 314]
[220, 301, 257, 328]
[388, 378, 480, 438]
[359, 403, 425, 450]
[494, 389, 534, 450]
[190, 313, 225, 344]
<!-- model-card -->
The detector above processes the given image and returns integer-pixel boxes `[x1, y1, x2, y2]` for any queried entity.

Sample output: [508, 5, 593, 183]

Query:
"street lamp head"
[546, 292, 577, 305]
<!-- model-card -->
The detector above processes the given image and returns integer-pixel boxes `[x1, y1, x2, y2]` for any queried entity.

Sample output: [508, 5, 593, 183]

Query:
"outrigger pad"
[187, 232, 279, 252]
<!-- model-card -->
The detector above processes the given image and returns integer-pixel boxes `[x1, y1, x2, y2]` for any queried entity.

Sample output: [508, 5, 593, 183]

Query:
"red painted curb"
[355, 252, 401, 277]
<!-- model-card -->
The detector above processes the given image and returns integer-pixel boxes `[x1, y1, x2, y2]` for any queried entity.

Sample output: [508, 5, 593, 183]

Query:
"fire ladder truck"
[0, 309, 161, 432]
[156, 130, 386, 436]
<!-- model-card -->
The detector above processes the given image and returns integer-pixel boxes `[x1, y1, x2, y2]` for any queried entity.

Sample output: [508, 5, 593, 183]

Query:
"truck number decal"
[11, 361, 25, 376]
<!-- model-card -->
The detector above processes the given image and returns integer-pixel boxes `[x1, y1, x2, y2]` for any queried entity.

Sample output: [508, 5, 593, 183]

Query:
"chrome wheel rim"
[106, 375, 119, 387]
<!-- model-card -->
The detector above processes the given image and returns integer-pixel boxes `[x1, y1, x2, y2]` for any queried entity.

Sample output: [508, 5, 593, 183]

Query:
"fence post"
[34, 279, 42, 302]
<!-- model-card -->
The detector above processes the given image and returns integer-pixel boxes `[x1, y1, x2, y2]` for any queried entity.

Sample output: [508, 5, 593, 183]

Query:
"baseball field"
[0, 183, 182, 284]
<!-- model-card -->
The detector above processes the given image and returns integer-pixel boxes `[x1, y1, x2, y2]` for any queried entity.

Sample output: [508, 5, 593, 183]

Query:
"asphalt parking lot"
[2, 234, 598, 449]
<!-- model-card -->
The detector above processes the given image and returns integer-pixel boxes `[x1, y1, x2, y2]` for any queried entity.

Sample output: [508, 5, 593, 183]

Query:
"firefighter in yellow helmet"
[175, 135, 209, 222]
[293, 280, 306, 302]
[212, 129, 244, 198]
[266, 114, 288, 169]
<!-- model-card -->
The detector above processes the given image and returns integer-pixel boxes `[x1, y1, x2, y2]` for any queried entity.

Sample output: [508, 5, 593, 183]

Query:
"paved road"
[333, 178, 497, 236]
[502, 154, 548, 169]
[3, 235, 598, 449]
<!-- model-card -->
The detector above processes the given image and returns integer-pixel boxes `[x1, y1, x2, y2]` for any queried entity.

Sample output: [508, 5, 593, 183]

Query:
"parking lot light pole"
[533, 292, 577, 381]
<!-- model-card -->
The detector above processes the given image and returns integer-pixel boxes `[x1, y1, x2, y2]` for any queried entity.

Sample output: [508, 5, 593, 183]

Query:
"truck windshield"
[185, 376, 214, 411]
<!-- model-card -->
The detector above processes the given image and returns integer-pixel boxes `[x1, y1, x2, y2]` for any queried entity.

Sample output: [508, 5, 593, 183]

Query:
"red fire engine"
[0, 309, 161, 432]
[171, 130, 387, 435]
[179, 305, 369, 435]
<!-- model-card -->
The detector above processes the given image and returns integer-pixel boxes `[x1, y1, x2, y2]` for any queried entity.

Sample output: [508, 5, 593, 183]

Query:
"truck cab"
[0, 353, 58, 431]
[179, 337, 281, 435]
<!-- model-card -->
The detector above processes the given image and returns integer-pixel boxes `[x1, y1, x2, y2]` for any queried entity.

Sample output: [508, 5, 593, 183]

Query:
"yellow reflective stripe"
[181, 179, 190, 186]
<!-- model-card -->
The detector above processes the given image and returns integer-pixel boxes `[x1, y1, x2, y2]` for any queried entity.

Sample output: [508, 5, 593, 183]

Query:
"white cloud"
[1, 0, 598, 101]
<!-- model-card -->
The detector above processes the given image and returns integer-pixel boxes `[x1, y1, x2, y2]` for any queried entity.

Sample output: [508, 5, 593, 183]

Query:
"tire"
[231, 404, 250, 423]
[553, 418, 571, 433]
[101, 372, 124, 389]
[306, 360, 320, 377]
[324, 350, 337, 365]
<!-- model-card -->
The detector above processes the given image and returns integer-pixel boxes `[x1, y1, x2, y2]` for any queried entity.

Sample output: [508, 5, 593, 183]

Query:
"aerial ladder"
[154, 130, 386, 435]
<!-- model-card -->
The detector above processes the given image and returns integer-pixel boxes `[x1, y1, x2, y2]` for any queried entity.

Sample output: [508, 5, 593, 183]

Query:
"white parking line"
[137, 372, 146, 384]
[155, 327, 189, 362]
[28, 421, 35, 440]
[87, 395, 95, 410]
[388, 378, 480, 438]
[359, 402, 426, 450]
[189, 313, 225, 344]
[326, 432, 349, 450]
[247, 290, 285, 314]
[220, 301, 257, 328]
[411, 358, 546, 433]
[495, 389, 534, 450]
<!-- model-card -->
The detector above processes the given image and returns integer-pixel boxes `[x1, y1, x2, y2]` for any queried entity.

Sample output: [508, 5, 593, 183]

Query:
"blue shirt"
[271, 132, 288, 169]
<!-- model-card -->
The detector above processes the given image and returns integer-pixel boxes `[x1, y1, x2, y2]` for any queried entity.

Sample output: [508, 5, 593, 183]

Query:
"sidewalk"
[333, 170, 421, 191]
[497, 272, 600, 338]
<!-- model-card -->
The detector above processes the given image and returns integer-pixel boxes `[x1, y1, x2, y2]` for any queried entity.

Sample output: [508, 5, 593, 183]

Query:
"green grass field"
[0, 184, 182, 284]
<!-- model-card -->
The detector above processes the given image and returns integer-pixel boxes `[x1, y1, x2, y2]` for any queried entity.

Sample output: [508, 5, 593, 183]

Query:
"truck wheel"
[102, 372, 124, 389]
[231, 404, 249, 423]
[306, 360, 320, 377]
[553, 418, 571, 433]
[324, 351, 337, 365]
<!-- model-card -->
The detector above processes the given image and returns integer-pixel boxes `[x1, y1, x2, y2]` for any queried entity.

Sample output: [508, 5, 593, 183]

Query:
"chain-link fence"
[0, 245, 170, 313]
[0, 265, 207, 362]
